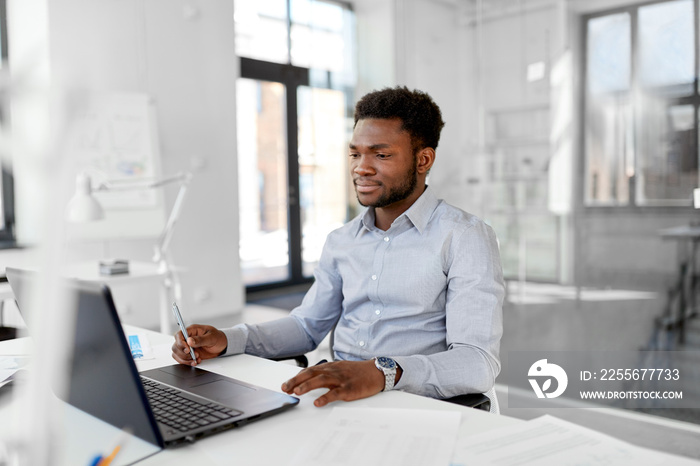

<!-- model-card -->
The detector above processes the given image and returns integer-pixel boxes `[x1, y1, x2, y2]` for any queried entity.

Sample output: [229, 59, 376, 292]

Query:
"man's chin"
[355, 190, 380, 207]
[356, 195, 372, 207]
[357, 195, 394, 209]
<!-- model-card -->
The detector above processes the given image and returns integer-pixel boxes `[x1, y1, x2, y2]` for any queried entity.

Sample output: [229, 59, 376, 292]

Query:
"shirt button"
[384, 237, 390, 242]
[371, 274, 377, 280]
[375, 309, 381, 315]
[359, 341, 365, 347]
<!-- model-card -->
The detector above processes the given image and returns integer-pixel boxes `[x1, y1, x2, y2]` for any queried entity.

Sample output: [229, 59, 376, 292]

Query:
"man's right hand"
[171, 324, 227, 366]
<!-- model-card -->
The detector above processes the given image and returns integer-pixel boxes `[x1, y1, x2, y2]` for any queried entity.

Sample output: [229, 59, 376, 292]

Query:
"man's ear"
[416, 147, 436, 174]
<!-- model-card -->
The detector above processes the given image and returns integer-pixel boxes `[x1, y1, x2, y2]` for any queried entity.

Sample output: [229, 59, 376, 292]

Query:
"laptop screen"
[7, 268, 162, 446]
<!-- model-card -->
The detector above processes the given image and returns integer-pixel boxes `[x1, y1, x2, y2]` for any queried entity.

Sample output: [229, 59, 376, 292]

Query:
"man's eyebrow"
[348, 143, 392, 150]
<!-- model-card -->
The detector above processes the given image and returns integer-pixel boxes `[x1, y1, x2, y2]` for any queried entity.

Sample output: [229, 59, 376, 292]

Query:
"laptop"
[6, 267, 299, 447]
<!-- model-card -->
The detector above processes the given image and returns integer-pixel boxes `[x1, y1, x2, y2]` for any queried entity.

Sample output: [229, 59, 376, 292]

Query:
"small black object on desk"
[99, 259, 130, 275]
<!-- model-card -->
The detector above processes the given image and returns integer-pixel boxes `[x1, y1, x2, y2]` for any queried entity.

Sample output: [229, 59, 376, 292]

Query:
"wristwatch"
[373, 356, 397, 391]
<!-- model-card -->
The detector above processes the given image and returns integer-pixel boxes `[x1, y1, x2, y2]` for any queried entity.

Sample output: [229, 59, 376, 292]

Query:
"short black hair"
[353, 86, 445, 152]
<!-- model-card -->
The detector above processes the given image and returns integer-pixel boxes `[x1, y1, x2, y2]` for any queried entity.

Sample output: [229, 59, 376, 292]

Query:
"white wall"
[3, 0, 243, 328]
[395, 0, 463, 210]
[354, 0, 465, 211]
[353, 0, 396, 95]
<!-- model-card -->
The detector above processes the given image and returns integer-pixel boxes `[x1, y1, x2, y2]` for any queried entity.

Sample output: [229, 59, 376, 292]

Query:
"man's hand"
[281, 360, 393, 407]
[171, 324, 227, 366]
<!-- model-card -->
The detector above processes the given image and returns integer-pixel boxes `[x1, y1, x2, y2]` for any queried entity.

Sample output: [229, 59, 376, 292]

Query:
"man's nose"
[353, 155, 374, 175]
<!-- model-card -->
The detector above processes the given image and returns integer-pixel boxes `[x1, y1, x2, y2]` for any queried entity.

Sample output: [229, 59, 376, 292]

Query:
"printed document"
[291, 407, 461, 466]
[454, 414, 700, 466]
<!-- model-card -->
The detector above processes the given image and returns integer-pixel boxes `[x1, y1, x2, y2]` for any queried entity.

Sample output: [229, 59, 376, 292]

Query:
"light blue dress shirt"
[222, 186, 504, 398]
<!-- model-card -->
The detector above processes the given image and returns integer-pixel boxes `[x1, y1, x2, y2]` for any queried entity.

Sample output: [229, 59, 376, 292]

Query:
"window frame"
[581, 0, 700, 212]
[0, 0, 15, 248]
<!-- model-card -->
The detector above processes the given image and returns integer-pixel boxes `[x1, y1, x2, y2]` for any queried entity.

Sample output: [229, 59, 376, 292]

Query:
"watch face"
[376, 356, 396, 370]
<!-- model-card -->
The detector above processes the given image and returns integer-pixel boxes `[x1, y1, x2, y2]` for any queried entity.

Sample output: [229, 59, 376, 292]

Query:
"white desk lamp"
[66, 170, 193, 331]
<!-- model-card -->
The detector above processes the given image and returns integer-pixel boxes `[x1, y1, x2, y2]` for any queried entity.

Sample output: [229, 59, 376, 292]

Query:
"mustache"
[353, 178, 382, 186]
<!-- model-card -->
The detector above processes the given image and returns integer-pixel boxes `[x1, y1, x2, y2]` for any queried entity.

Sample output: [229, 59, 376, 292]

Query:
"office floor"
[239, 280, 700, 460]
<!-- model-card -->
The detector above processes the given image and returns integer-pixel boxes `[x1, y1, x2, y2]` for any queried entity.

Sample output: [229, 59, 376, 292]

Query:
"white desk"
[0, 327, 521, 465]
[2, 262, 174, 332]
[62, 262, 172, 333]
[658, 225, 700, 346]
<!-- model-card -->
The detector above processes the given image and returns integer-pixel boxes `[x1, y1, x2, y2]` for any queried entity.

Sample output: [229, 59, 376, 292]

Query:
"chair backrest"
[484, 386, 500, 414]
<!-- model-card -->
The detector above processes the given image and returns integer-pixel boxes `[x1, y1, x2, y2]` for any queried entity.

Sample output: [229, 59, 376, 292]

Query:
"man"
[172, 86, 504, 408]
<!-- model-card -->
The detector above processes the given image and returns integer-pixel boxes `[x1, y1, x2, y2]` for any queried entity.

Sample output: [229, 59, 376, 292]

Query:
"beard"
[356, 159, 419, 208]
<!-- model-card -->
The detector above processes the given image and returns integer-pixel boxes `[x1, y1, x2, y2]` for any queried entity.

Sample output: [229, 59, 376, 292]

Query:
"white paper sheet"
[454, 415, 700, 466]
[291, 407, 461, 466]
[0, 357, 29, 389]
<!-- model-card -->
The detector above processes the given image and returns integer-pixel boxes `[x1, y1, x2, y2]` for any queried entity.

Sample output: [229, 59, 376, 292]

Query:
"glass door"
[237, 78, 291, 286]
[236, 60, 352, 289]
[234, 0, 355, 290]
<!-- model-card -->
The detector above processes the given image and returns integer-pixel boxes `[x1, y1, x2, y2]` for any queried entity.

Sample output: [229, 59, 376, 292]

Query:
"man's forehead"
[354, 117, 404, 130]
[350, 118, 409, 146]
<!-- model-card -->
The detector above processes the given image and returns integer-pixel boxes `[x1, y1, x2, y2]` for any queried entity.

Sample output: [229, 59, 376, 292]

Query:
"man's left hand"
[281, 360, 395, 407]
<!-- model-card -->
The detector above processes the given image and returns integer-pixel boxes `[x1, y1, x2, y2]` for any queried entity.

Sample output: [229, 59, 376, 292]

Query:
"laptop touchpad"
[191, 379, 255, 402]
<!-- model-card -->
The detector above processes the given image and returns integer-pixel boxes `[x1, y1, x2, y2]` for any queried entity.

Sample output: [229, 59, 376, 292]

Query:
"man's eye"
[349, 153, 359, 158]
[377, 153, 390, 159]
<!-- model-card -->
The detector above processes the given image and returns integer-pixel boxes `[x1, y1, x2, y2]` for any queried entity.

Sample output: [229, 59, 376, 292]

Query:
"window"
[234, 0, 355, 289]
[583, 0, 699, 207]
[0, 0, 14, 246]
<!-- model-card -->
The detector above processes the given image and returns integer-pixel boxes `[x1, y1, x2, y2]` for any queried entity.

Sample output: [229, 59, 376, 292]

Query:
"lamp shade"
[66, 173, 105, 222]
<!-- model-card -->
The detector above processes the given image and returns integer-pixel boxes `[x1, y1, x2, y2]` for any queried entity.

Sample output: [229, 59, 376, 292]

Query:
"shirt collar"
[403, 185, 439, 234]
[356, 185, 439, 236]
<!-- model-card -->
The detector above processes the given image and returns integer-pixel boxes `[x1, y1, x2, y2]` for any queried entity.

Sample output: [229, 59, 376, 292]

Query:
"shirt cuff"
[219, 325, 247, 356]
[392, 355, 420, 392]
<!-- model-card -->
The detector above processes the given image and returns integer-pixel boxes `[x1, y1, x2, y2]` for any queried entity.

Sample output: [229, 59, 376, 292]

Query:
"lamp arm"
[153, 172, 192, 263]
[93, 172, 191, 192]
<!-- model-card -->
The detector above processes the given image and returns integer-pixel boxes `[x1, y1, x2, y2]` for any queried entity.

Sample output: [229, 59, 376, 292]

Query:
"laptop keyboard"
[141, 377, 242, 432]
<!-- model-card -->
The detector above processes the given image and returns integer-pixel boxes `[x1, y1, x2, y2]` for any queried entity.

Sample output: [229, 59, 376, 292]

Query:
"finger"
[314, 382, 361, 407]
[185, 324, 204, 336]
[171, 345, 192, 365]
[173, 330, 185, 344]
[172, 331, 190, 353]
[314, 389, 341, 407]
[187, 327, 220, 350]
[294, 374, 335, 396]
[172, 354, 191, 365]
[187, 334, 215, 351]
[281, 367, 320, 393]
[176, 338, 195, 358]
[171, 334, 189, 352]
[175, 337, 192, 354]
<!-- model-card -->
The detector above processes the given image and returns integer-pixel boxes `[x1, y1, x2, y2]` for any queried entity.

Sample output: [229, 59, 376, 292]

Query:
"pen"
[90, 427, 132, 466]
[97, 444, 121, 466]
[172, 302, 197, 363]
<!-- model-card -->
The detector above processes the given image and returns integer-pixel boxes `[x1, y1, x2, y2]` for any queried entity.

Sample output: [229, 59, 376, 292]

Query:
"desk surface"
[61, 261, 166, 283]
[0, 326, 521, 466]
[659, 225, 700, 239]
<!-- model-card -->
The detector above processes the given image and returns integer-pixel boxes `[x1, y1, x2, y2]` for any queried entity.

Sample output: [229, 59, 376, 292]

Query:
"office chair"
[0, 279, 18, 341]
[443, 391, 494, 413]
[269, 354, 309, 368]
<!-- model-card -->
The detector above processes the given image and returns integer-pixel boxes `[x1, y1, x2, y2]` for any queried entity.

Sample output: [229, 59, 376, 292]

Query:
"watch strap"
[374, 357, 397, 391]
